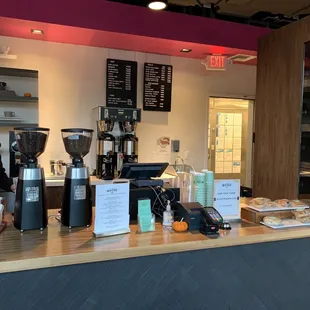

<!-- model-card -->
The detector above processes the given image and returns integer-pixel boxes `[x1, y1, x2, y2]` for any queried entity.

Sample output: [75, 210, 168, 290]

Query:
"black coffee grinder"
[14, 127, 50, 232]
[96, 120, 116, 180]
[120, 121, 138, 164]
[61, 128, 93, 229]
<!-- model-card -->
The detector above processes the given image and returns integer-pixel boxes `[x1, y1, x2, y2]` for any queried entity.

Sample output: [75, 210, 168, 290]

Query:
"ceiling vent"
[228, 54, 257, 62]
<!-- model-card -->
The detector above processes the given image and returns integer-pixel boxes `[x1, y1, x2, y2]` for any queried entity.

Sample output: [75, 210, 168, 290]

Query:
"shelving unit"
[0, 67, 37, 78]
[0, 67, 39, 130]
[0, 96, 38, 103]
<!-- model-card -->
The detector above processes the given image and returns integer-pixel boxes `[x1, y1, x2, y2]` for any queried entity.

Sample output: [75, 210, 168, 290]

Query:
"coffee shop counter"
[1, 210, 310, 309]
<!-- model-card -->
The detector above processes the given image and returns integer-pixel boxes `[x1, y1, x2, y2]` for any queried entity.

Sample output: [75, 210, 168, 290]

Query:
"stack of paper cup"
[193, 172, 206, 206]
[201, 169, 208, 207]
[206, 171, 214, 207]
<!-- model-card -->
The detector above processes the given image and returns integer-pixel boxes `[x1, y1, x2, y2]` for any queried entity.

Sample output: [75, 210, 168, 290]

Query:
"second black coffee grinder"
[61, 128, 93, 229]
[14, 127, 50, 232]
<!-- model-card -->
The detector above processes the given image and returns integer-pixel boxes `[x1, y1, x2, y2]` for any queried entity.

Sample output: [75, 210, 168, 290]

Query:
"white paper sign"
[94, 182, 130, 237]
[213, 179, 240, 220]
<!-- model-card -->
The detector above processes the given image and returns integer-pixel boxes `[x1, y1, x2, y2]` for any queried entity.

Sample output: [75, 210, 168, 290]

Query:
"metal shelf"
[0, 122, 38, 128]
[0, 67, 38, 78]
[0, 55, 17, 60]
[0, 96, 38, 103]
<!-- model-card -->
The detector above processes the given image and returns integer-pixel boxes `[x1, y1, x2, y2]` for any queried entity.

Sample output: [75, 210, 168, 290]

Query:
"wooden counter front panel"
[2, 238, 310, 309]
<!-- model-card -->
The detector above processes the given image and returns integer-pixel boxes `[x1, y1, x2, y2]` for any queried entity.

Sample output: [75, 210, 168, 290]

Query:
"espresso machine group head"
[61, 128, 93, 229]
[14, 127, 50, 232]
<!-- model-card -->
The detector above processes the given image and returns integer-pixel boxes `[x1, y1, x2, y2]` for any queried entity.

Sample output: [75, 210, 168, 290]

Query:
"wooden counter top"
[1, 210, 310, 274]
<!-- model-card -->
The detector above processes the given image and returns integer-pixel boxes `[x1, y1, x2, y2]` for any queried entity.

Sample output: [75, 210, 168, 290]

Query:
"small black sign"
[143, 63, 173, 112]
[106, 59, 137, 108]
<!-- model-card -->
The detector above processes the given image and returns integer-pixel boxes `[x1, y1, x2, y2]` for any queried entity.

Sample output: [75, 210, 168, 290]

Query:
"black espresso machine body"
[61, 167, 92, 228]
[14, 167, 48, 231]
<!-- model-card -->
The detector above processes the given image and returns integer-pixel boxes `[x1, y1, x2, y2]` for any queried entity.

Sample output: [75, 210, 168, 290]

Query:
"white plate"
[261, 219, 310, 229]
[248, 205, 309, 212]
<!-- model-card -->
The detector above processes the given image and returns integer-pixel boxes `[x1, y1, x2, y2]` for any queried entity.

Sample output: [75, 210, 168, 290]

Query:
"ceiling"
[0, 0, 270, 65]
[169, 0, 310, 17]
[110, 0, 310, 28]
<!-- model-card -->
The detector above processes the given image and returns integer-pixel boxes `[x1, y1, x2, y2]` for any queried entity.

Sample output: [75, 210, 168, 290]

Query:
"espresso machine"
[120, 121, 138, 164]
[93, 106, 141, 179]
[96, 120, 116, 180]
[13, 127, 50, 232]
[61, 128, 93, 228]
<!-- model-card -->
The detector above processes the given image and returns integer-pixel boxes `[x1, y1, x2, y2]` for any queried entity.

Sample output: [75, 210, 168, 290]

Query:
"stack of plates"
[205, 171, 214, 207]
[193, 172, 205, 206]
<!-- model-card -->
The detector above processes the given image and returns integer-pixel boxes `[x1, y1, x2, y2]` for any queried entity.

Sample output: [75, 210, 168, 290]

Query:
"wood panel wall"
[254, 16, 310, 199]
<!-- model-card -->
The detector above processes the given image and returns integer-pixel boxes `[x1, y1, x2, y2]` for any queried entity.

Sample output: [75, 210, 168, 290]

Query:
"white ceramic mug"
[4, 111, 15, 117]
[0, 45, 10, 54]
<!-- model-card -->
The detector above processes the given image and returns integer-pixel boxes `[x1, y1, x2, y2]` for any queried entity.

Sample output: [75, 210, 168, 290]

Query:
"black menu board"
[143, 63, 173, 112]
[106, 59, 137, 108]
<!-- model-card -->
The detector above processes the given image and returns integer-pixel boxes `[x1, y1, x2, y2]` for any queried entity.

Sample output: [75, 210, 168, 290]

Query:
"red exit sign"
[206, 55, 228, 71]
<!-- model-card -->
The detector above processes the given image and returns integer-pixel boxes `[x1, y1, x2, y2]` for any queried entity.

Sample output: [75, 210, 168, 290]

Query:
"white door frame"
[205, 94, 255, 187]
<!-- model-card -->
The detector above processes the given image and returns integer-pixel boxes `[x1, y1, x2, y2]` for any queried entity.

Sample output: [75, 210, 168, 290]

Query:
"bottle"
[163, 201, 174, 230]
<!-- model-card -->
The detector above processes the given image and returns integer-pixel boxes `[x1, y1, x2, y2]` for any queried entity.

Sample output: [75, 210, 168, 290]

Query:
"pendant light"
[148, 0, 167, 10]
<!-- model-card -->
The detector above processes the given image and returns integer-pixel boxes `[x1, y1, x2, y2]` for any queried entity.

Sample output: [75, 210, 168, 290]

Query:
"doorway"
[208, 97, 254, 187]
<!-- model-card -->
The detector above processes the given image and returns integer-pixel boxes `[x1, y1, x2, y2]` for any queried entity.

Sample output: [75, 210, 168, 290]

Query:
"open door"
[208, 97, 254, 187]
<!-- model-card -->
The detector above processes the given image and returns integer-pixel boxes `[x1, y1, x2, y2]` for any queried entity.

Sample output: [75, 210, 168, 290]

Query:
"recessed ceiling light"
[31, 29, 44, 35]
[148, 0, 167, 10]
[180, 48, 192, 53]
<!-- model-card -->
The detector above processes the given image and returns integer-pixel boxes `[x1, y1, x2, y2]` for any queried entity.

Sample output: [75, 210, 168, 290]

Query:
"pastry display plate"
[261, 219, 310, 229]
[248, 205, 309, 212]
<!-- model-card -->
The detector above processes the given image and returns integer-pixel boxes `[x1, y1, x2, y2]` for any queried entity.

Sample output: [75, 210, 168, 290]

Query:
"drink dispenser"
[96, 120, 116, 180]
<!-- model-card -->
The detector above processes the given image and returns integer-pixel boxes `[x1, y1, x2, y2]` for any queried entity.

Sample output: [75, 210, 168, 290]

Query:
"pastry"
[250, 197, 270, 207]
[274, 199, 289, 208]
[292, 209, 310, 223]
[289, 200, 307, 209]
[266, 201, 279, 208]
[263, 216, 283, 226]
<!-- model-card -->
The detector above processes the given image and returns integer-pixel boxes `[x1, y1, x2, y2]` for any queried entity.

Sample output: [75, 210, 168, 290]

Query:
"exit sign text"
[206, 55, 228, 71]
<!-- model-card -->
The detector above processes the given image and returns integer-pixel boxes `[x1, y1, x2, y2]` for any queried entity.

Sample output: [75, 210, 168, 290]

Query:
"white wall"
[0, 36, 257, 173]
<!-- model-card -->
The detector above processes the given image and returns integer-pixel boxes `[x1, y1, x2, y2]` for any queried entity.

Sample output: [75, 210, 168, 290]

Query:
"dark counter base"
[1, 237, 310, 310]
